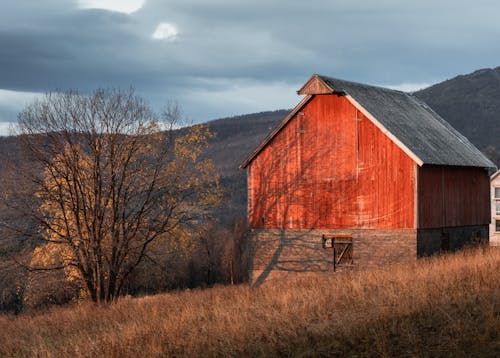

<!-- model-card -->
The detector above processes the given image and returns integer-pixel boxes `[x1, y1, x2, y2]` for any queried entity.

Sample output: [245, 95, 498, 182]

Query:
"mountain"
[415, 67, 500, 165]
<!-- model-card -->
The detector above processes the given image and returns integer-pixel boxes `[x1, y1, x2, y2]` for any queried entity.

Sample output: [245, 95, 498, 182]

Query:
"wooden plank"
[248, 94, 416, 229]
[296, 74, 334, 95]
[417, 165, 490, 228]
[345, 95, 424, 166]
[356, 107, 415, 228]
[240, 95, 313, 169]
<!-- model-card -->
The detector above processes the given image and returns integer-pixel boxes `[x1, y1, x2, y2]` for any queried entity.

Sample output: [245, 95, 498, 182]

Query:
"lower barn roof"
[318, 76, 495, 168]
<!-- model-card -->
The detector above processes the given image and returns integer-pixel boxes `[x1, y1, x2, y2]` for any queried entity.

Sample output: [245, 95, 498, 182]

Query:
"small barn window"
[322, 234, 353, 271]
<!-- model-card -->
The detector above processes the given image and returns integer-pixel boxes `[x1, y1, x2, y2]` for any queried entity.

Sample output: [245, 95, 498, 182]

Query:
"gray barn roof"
[318, 75, 495, 168]
[241, 74, 496, 169]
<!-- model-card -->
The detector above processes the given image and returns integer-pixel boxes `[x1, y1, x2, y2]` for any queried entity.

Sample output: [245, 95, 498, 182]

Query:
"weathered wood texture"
[417, 165, 490, 228]
[249, 228, 417, 284]
[297, 77, 332, 95]
[248, 94, 416, 229]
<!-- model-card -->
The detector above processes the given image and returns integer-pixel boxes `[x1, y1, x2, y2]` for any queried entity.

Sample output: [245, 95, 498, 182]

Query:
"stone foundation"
[248, 226, 490, 285]
[416, 225, 489, 256]
[248, 228, 417, 285]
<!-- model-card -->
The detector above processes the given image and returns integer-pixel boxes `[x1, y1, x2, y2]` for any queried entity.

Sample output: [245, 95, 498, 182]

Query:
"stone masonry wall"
[249, 228, 417, 285]
[417, 225, 489, 256]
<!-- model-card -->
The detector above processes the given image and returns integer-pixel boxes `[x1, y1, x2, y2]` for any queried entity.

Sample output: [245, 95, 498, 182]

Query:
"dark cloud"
[2, 0, 500, 126]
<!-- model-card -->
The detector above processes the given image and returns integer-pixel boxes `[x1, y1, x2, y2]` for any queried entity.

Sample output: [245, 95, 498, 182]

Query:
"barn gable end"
[247, 93, 416, 230]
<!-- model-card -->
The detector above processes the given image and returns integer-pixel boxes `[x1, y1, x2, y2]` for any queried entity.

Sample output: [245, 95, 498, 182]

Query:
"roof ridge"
[316, 74, 408, 95]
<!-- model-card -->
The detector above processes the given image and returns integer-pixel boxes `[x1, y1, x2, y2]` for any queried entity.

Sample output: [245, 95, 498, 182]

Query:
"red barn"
[240, 74, 496, 284]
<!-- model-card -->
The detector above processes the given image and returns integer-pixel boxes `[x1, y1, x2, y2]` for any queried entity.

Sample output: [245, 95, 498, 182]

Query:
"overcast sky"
[1, 0, 500, 133]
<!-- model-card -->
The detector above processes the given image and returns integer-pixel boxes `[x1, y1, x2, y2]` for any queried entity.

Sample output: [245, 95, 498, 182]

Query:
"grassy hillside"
[1, 247, 499, 357]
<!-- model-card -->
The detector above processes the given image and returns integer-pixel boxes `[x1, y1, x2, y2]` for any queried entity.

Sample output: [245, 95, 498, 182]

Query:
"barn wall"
[417, 225, 489, 256]
[417, 165, 490, 228]
[248, 228, 417, 284]
[248, 94, 416, 230]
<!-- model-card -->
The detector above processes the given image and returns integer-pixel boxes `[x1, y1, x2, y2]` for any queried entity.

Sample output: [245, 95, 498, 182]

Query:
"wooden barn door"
[322, 234, 353, 271]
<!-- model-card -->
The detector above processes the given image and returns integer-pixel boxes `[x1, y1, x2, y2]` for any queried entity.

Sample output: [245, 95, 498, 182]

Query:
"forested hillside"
[203, 110, 287, 219]
[415, 67, 500, 165]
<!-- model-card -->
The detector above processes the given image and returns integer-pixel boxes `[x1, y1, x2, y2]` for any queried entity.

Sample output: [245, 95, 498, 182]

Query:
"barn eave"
[239, 94, 313, 169]
[240, 74, 496, 170]
[239, 90, 425, 168]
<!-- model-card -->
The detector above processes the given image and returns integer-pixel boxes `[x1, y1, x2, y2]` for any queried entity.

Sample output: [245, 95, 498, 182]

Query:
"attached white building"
[491, 170, 500, 246]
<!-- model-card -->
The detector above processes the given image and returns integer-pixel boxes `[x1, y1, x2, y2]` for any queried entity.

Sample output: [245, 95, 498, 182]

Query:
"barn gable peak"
[241, 74, 496, 170]
[297, 74, 336, 95]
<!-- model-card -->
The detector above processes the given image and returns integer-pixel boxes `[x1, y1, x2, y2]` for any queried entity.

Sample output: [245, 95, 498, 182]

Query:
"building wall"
[417, 165, 490, 228]
[248, 228, 417, 284]
[490, 173, 500, 246]
[248, 94, 416, 230]
[417, 225, 489, 256]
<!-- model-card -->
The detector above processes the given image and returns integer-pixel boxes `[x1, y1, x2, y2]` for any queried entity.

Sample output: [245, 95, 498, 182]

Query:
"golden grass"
[1, 247, 500, 357]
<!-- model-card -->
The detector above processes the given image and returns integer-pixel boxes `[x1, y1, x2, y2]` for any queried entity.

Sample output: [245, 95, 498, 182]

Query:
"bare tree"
[5, 88, 220, 303]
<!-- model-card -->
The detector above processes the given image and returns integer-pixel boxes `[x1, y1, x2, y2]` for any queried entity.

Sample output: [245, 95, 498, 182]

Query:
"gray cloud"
[2, 0, 500, 126]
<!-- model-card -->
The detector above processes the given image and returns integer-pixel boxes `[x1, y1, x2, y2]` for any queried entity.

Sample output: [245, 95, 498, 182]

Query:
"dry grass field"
[1, 246, 499, 357]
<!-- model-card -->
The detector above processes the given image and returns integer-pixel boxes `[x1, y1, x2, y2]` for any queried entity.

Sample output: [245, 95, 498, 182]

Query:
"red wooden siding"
[417, 165, 490, 228]
[248, 94, 416, 229]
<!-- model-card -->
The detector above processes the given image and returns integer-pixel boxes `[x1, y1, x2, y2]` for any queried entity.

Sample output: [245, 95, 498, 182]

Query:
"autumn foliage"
[7, 89, 221, 303]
